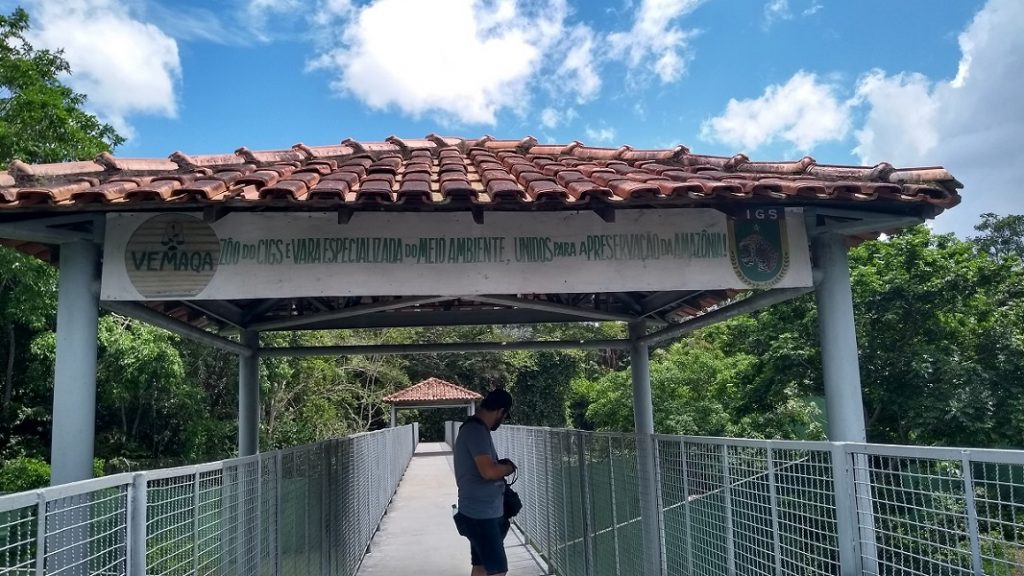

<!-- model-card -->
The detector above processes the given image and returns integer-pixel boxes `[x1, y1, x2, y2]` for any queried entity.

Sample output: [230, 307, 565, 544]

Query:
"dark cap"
[481, 388, 513, 413]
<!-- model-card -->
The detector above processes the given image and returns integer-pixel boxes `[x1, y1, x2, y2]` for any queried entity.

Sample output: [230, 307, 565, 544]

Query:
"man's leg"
[471, 565, 487, 576]
[477, 518, 508, 576]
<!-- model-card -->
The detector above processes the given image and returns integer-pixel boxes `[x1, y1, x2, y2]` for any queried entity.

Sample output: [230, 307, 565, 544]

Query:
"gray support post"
[814, 233, 876, 574]
[813, 234, 867, 443]
[962, 455, 984, 575]
[390, 406, 397, 428]
[629, 321, 664, 576]
[130, 473, 148, 576]
[239, 331, 260, 456]
[50, 241, 100, 485]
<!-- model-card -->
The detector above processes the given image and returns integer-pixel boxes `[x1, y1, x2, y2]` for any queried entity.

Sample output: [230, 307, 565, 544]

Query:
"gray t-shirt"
[454, 418, 505, 519]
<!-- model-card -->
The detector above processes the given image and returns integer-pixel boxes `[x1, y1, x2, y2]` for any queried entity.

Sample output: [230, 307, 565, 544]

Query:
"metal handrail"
[0, 425, 416, 576]
[488, 425, 1024, 576]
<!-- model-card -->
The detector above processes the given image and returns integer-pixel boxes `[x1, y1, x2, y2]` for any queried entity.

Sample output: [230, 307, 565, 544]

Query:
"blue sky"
[5, 0, 1023, 235]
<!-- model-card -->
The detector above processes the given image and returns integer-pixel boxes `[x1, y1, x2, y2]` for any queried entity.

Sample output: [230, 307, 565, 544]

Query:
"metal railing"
[487, 426, 1024, 576]
[0, 425, 416, 576]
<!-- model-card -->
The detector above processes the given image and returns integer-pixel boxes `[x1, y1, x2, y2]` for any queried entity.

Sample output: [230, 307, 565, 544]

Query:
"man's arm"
[474, 455, 515, 481]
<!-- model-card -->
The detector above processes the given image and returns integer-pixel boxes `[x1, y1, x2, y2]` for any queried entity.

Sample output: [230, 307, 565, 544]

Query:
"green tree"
[575, 332, 824, 439]
[0, 7, 122, 167]
[972, 213, 1024, 261]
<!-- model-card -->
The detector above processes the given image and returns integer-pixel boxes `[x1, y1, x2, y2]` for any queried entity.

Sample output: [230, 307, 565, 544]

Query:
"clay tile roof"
[0, 135, 963, 212]
[383, 377, 483, 405]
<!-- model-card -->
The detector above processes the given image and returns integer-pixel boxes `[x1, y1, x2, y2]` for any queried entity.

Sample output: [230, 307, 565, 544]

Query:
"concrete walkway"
[356, 442, 548, 576]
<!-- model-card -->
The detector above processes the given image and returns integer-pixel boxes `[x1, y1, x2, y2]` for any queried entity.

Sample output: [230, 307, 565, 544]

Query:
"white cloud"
[585, 126, 616, 143]
[608, 0, 701, 83]
[307, 0, 598, 125]
[26, 0, 181, 138]
[540, 107, 578, 129]
[700, 71, 851, 151]
[803, 2, 822, 16]
[138, 3, 237, 45]
[851, 0, 1024, 234]
[763, 0, 791, 25]
[246, 0, 303, 42]
[554, 25, 601, 102]
[851, 71, 939, 165]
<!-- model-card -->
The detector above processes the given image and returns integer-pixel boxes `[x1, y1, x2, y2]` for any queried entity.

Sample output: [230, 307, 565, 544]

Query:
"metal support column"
[813, 233, 877, 574]
[390, 406, 397, 428]
[629, 321, 664, 576]
[50, 241, 100, 485]
[239, 330, 260, 456]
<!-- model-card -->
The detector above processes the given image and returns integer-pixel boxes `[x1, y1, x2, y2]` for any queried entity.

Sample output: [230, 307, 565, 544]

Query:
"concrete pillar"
[238, 331, 260, 456]
[50, 241, 100, 485]
[813, 234, 867, 442]
[813, 233, 877, 574]
[629, 321, 663, 576]
[466, 403, 475, 417]
[390, 405, 397, 428]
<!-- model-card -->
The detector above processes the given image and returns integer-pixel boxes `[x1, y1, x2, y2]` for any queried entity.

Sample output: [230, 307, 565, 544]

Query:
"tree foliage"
[0, 8, 123, 167]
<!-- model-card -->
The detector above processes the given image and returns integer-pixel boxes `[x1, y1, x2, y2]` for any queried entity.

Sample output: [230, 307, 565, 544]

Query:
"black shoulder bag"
[503, 469, 522, 518]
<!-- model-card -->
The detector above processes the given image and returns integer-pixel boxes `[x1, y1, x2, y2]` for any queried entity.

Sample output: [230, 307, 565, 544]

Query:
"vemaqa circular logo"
[125, 214, 220, 298]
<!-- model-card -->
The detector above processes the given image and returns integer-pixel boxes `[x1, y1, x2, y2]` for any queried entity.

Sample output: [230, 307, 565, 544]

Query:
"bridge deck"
[356, 442, 548, 576]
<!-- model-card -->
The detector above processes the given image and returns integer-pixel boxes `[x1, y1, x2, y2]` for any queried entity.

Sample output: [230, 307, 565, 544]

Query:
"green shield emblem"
[728, 209, 791, 288]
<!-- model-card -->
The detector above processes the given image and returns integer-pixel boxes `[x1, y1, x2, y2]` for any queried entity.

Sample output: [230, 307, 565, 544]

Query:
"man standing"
[453, 389, 517, 576]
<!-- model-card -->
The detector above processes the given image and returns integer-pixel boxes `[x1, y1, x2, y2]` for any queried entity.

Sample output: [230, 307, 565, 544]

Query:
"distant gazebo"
[383, 377, 483, 427]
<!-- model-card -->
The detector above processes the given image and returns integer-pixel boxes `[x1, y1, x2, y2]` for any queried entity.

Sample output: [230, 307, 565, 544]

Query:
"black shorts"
[453, 512, 510, 574]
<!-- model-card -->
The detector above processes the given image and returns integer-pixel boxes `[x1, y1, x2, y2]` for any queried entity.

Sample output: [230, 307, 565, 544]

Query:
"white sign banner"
[100, 208, 812, 301]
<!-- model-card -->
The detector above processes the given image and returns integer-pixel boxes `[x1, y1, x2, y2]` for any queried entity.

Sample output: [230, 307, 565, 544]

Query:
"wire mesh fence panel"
[611, 434, 647, 576]
[860, 453, 973, 575]
[657, 437, 690, 576]
[773, 448, 838, 576]
[586, 435, 619, 576]
[680, 440, 729, 576]
[972, 460, 1024, 576]
[258, 454, 277, 576]
[0, 425, 416, 576]
[725, 445, 776, 576]
[44, 481, 130, 576]
[0, 495, 38, 576]
[855, 449, 1024, 576]
[144, 472, 196, 576]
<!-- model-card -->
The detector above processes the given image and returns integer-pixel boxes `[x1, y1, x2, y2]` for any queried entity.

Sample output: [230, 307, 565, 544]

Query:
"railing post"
[192, 472, 200, 576]
[766, 447, 783, 576]
[652, 435, 667, 576]
[608, 435, 621, 576]
[34, 492, 46, 576]
[721, 444, 736, 576]
[576, 431, 595, 576]
[130, 473, 147, 576]
[830, 444, 862, 576]
[256, 459, 263, 576]
[275, 451, 283, 576]
[544, 431, 553, 561]
[679, 439, 694, 576]
[962, 455, 984, 575]
[853, 453, 879, 574]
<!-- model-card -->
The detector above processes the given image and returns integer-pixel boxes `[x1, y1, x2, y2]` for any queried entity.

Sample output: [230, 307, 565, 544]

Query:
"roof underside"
[0, 135, 963, 333]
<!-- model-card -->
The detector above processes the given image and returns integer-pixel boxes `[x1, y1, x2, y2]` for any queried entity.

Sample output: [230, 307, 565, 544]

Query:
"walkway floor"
[356, 442, 548, 576]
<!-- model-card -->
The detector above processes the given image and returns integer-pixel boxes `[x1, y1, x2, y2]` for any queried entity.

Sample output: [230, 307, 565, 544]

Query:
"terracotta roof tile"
[383, 377, 483, 405]
[0, 135, 963, 212]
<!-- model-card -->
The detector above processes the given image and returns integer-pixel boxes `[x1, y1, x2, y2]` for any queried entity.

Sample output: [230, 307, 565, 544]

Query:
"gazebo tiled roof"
[0, 135, 961, 214]
[383, 378, 482, 406]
